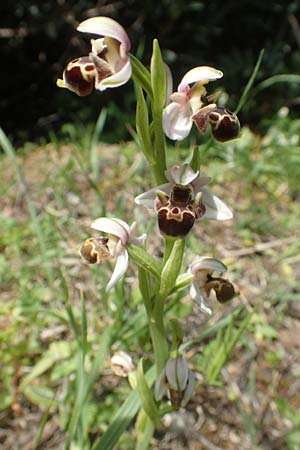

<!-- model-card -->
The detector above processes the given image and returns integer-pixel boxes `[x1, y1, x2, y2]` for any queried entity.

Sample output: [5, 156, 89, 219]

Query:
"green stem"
[149, 238, 186, 375]
[162, 237, 175, 266]
[149, 307, 168, 375]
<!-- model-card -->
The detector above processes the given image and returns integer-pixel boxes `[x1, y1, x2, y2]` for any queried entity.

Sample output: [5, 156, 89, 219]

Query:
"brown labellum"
[209, 107, 240, 142]
[80, 237, 111, 264]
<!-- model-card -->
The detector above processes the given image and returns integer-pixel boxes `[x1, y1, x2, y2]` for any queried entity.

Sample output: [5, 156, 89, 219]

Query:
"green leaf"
[180, 306, 247, 352]
[150, 39, 166, 110]
[136, 359, 160, 426]
[138, 265, 153, 314]
[136, 86, 154, 162]
[20, 341, 72, 389]
[23, 385, 58, 408]
[130, 54, 153, 99]
[127, 243, 161, 279]
[205, 308, 253, 384]
[149, 39, 167, 184]
[189, 146, 201, 172]
[160, 239, 185, 299]
[135, 409, 155, 450]
[172, 272, 194, 292]
[92, 366, 156, 450]
[65, 328, 111, 450]
[235, 49, 264, 114]
[254, 73, 300, 92]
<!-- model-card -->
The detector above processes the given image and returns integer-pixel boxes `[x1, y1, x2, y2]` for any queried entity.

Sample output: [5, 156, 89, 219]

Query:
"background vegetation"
[1, 0, 300, 143]
[1, 1, 300, 449]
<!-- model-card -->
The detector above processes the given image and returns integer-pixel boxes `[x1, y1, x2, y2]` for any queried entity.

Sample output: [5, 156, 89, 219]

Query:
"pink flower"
[163, 66, 223, 140]
[57, 17, 132, 95]
[189, 256, 235, 315]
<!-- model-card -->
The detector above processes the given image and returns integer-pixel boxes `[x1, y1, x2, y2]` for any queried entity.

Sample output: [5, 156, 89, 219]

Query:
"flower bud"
[110, 351, 134, 377]
[155, 357, 196, 409]
[57, 56, 96, 96]
[80, 237, 111, 264]
[208, 107, 240, 142]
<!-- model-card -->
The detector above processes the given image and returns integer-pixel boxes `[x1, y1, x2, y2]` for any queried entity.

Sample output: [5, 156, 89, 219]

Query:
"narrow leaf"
[160, 239, 185, 298]
[235, 49, 264, 114]
[135, 409, 155, 450]
[136, 86, 154, 161]
[189, 146, 201, 172]
[151, 39, 166, 110]
[130, 54, 153, 99]
[92, 366, 156, 450]
[127, 243, 161, 278]
[136, 360, 160, 426]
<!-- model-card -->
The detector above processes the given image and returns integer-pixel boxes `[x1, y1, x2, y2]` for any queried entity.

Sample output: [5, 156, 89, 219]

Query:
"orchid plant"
[57, 15, 243, 449]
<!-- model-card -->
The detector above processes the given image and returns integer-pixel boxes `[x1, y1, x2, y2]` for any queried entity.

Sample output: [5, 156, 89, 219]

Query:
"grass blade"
[235, 49, 264, 114]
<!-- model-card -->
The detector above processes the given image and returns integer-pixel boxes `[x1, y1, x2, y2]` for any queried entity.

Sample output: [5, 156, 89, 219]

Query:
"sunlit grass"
[0, 113, 299, 448]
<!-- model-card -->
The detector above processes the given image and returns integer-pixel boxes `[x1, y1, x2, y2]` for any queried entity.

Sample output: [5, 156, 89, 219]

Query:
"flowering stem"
[162, 237, 175, 266]
[149, 312, 169, 376]
[148, 238, 186, 376]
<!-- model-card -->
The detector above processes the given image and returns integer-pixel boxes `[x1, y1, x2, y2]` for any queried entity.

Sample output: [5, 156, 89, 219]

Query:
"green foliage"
[2, 0, 300, 143]
[1, 102, 300, 448]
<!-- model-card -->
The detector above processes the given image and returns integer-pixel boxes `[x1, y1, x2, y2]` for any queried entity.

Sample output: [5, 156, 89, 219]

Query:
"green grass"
[0, 112, 299, 449]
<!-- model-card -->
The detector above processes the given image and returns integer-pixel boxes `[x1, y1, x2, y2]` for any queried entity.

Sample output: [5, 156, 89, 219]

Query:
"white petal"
[164, 63, 173, 105]
[168, 164, 199, 186]
[190, 256, 227, 274]
[178, 66, 223, 91]
[165, 359, 178, 390]
[91, 217, 130, 243]
[135, 183, 171, 209]
[189, 282, 198, 300]
[163, 102, 193, 141]
[77, 17, 131, 51]
[170, 91, 188, 105]
[182, 371, 196, 407]
[201, 189, 233, 221]
[192, 176, 211, 192]
[190, 284, 212, 315]
[130, 233, 147, 246]
[175, 358, 189, 391]
[106, 250, 128, 291]
[96, 57, 132, 91]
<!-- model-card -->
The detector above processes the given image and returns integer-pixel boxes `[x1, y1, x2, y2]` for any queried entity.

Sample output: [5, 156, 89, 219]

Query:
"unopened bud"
[155, 357, 196, 409]
[110, 351, 134, 377]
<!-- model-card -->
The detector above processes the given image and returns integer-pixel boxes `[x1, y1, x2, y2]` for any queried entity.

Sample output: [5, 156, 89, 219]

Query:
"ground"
[0, 133, 299, 450]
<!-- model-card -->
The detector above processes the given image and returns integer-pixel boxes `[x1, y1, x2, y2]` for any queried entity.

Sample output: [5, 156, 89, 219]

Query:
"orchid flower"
[163, 66, 240, 141]
[57, 17, 131, 95]
[80, 218, 145, 291]
[189, 256, 235, 315]
[135, 164, 232, 237]
[163, 66, 222, 140]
